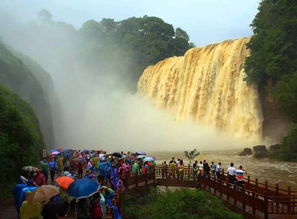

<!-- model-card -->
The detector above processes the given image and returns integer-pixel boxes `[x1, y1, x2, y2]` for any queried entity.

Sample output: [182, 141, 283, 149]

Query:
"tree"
[184, 149, 200, 164]
[38, 9, 52, 22]
[244, 0, 297, 161]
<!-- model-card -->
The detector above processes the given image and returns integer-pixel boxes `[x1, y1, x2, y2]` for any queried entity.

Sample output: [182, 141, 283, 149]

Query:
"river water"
[151, 150, 297, 190]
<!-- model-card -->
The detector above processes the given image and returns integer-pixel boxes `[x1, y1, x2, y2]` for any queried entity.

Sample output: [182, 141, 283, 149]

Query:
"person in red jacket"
[33, 170, 46, 186]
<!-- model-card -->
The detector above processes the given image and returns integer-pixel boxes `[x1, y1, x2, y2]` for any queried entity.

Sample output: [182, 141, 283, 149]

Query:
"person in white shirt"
[227, 163, 236, 183]
[215, 162, 222, 179]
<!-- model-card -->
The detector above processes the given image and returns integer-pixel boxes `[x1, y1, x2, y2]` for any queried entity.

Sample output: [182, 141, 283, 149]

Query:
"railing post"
[188, 164, 190, 180]
[165, 165, 168, 180]
[252, 190, 256, 215]
[265, 181, 268, 191]
[264, 191, 268, 219]
[276, 184, 279, 213]
[288, 186, 291, 213]
[255, 178, 258, 195]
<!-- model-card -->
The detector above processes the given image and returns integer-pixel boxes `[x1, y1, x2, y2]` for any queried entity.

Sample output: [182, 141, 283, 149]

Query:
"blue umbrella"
[82, 149, 90, 153]
[67, 178, 100, 199]
[144, 156, 155, 162]
[50, 149, 58, 153]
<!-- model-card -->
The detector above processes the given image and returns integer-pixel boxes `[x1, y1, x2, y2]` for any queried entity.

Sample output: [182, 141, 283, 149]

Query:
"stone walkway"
[0, 197, 17, 219]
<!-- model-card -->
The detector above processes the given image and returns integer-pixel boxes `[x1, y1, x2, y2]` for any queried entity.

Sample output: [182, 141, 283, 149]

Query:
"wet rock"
[253, 151, 269, 159]
[253, 145, 267, 152]
[269, 144, 281, 152]
[239, 148, 253, 156]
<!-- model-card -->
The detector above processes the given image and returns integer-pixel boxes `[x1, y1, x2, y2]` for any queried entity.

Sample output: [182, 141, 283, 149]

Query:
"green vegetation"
[122, 187, 242, 219]
[244, 0, 297, 161]
[17, 12, 193, 91]
[184, 149, 200, 164]
[79, 16, 193, 88]
[0, 41, 55, 145]
[0, 86, 44, 198]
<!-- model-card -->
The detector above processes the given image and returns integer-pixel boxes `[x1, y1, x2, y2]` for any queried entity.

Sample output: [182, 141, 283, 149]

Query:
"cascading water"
[137, 37, 263, 141]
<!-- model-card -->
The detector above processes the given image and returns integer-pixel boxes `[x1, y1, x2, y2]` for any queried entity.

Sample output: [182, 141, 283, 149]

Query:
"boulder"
[269, 144, 281, 152]
[253, 151, 269, 159]
[239, 148, 253, 156]
[253, 145, 267, 152]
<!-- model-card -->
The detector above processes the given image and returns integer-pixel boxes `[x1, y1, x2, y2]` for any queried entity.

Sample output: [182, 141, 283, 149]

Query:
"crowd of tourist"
[13, 149, 248, 219]
[13, 149, 155, 219]
[161, 157, 247, 186]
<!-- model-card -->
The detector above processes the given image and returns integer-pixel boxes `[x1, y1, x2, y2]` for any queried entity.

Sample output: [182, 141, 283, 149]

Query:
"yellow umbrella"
[26, 185, 59, 202]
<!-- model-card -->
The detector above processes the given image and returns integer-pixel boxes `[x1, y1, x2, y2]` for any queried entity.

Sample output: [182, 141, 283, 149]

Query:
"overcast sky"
[1, 0, 261, 46]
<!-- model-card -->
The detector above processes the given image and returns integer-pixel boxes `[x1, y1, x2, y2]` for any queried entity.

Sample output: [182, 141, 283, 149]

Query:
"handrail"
[112, 165, 297, 218]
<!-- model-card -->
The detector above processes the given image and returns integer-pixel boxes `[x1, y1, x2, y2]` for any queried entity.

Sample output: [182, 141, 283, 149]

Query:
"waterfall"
[137, 37, 263, 140]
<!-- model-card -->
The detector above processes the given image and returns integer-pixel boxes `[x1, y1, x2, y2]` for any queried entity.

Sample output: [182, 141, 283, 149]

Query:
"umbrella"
[67, 178, 100, 199]
[55, 176, 75, 190]
[82, 149, 90, 153]
[56, 148, 64, 152]
[137, 155, 146, 159]
[112, 152, 122, 157]
[143, 156, 155, 162]
[136, 152, 146, 155]
[22, 166, 39, 172]
[26, 185, 59, 202]
[50, 149, 58, 153]
[51, 151, 60, 155]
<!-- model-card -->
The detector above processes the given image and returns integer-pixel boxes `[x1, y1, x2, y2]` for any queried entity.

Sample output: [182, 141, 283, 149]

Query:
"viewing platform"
[117, 165, 297, 219]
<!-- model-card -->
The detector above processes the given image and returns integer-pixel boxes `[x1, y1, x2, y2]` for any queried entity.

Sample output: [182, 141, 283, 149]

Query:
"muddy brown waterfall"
[137, 37, 263, 141]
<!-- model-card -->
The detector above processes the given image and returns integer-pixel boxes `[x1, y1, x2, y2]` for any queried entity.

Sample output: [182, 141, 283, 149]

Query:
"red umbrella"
[55, 176, 75, 190]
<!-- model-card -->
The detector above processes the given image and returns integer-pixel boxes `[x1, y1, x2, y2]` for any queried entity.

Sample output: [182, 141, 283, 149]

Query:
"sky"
[1, 0, 261, 46]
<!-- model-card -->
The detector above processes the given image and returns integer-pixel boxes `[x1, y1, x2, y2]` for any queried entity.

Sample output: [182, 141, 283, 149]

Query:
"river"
[151, 150, 297, 190]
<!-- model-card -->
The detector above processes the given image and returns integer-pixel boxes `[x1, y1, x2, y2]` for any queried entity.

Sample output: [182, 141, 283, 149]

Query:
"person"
[193, 161, 198, 180]
[33, 170, 46, 186]
[99, 191, 106, 218]
[215, 162, 222, 180]
[169, 157, 176, 165]
[169, 159, 176, 179]
[161, 161, 167, 178]
[204, 162, 210, 178]
[227, 163, 236, 184]
[132, 160, 139, 176]
[84, 170, 96, 180]
[101, 186, 116, 207]
[49, 160, 57, 184]
[77, 162, 83, 179]
[210, 161, 216, 176]
[66, 199, 77, 219]
[236, 165, 246, 187]
[19, 191, 41, 219]
[76, 198, 91, 219]
[42, 196, 66, 219]
[41, 159, 49, 184]
[90, 194, 102, 219]
[178, 159, 184, 180]
[57, 156, 64, 174]
[198, 161, 204, 177]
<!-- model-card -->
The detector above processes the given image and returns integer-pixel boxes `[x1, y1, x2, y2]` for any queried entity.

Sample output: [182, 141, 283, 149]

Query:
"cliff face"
[0, 42, 55, 145]
[138, 37, 263, 140]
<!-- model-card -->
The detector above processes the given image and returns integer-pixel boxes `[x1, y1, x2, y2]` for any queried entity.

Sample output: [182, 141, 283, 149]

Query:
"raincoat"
[19, 200, 41, 219]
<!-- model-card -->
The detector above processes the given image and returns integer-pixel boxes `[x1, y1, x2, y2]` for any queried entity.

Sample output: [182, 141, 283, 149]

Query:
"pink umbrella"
[51, 151, 60, 155]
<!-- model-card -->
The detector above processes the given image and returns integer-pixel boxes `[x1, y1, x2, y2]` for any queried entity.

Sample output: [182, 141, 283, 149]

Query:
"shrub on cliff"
[0, 86, 44, 198]
[123, 187, 242, 219]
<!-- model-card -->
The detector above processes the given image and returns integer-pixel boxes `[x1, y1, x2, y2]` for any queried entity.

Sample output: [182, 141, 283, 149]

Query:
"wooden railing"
[113, 165, 297, 219]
